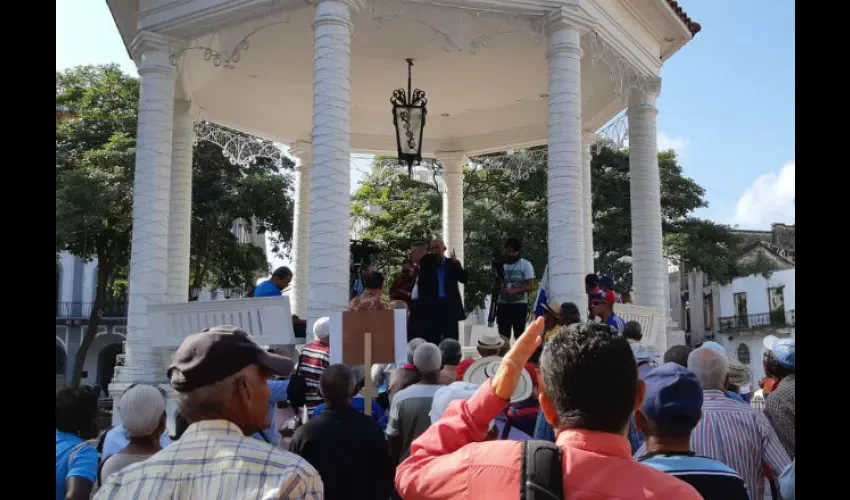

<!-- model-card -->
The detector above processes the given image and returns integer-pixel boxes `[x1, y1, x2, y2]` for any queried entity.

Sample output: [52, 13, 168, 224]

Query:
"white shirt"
[499, 258, 535, 304]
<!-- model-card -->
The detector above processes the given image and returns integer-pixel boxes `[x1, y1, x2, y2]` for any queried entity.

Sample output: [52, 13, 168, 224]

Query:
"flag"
[532, 265, 549, 317]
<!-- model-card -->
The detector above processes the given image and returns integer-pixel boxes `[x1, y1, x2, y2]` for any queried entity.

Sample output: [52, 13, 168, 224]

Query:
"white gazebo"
[106, 0, 699, 405]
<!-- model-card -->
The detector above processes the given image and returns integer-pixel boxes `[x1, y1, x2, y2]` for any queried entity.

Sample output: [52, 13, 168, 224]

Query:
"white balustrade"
[148, 297, 296, 348]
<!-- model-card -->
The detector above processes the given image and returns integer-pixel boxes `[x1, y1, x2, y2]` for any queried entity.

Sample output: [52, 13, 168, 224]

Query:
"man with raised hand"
[395, 319, 701, 500]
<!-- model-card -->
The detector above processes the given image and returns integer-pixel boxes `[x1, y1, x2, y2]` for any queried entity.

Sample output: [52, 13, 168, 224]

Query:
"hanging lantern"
[391, 58, 428, 177]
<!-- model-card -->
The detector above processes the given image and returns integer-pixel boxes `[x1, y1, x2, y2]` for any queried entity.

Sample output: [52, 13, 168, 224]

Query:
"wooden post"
[364, 332, 372, 416]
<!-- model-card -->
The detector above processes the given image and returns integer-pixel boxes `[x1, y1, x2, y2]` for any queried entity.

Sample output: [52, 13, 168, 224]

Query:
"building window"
[737, 343, 751, 364]
[768, 286, 786, 326]
[703, 292, 714, 332]
[734, 292, 748, 328]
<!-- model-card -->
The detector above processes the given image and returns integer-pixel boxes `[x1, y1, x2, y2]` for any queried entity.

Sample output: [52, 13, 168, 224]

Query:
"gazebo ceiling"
[111, 0, 696, 154]
[178, 3, 617, 155]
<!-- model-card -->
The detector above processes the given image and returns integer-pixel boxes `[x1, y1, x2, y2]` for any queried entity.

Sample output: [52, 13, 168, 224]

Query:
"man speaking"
[412, 239, 467, 344]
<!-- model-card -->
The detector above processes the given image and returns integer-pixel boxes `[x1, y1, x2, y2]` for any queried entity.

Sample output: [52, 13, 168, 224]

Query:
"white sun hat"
[463, 356, 534, 403]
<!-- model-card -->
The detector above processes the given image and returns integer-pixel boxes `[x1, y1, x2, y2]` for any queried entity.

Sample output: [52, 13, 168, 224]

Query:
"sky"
[57, 0, 794, 272]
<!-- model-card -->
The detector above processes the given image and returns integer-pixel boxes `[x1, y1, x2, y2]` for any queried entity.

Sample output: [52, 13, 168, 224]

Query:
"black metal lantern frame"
[391, 58, 428, 177]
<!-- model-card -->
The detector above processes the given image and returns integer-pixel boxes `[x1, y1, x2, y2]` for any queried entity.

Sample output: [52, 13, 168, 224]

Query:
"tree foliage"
[190, 138, 295, 293]
[351, 144, 744, 312]
[56, 65, 137, 386]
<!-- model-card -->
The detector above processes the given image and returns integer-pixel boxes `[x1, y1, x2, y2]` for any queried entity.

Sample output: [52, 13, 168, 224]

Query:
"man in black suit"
[409, 239, 468, 344]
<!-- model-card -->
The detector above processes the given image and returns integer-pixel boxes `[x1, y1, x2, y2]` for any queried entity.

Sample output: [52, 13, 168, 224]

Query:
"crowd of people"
[56, 238, 795, 500]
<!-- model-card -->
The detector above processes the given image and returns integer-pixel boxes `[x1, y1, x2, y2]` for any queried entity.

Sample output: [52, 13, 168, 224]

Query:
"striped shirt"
[94, 420, 323, 500]
[299, 340, 330, 409]
[636, 389, 790, 499]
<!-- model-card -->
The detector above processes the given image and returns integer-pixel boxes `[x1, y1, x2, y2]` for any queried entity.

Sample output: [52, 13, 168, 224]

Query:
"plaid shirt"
[348, 290, 388, 312]
[94, 420, 323, 500]
[764, 374, 795, 459]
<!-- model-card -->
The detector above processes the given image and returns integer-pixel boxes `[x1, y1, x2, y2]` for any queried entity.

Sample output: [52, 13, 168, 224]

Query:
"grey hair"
[172, 370, 244, 423]
[413, 342, 442, 374]
[687, 347, 729, 390]
[407, 338, 426, 363]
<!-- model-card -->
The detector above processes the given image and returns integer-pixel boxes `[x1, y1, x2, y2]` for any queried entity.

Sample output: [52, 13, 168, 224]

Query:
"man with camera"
[495, 238, 535, 341]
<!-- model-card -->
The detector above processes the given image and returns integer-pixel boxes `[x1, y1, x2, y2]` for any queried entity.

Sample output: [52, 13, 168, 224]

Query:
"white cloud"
[657, 131, 688, 152]
[732, 161, 795, 229]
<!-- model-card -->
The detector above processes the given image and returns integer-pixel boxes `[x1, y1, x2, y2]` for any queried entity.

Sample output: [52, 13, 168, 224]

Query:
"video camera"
[350, 239, 381, 264]
[349, 239, 381, 299]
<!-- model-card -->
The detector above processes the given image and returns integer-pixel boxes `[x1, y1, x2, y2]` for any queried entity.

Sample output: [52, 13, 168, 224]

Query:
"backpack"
[286, 352, 309, 408]
[521, 440, 564, 500]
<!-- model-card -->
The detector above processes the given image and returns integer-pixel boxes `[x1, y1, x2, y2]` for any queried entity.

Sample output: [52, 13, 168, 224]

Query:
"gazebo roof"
[109, 0, 697, 153]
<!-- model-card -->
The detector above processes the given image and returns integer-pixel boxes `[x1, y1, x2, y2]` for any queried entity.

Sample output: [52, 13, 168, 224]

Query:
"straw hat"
[463, 356, 534, 403]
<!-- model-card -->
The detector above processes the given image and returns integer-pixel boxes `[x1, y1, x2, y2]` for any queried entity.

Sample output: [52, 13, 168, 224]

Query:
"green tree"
[56, 65, 137, 387]
[190, 137, 295, 293]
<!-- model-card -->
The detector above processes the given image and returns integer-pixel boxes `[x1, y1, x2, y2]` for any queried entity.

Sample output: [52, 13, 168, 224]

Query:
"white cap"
[118, 385, 166, 438]
[313, 317, 331, 341]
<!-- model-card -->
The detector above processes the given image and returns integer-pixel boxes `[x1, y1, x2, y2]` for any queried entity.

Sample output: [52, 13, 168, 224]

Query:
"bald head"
[431, 239, 446, 255]
[319, 364, 355, 406]
[687, 347, 729, 391]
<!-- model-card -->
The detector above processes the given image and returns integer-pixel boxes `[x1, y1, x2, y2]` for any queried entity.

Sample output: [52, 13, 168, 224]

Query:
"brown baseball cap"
[167, 325, 295, 393]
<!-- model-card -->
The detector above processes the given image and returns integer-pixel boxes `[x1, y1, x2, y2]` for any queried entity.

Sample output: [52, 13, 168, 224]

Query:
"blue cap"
[600, 276, 615, 288]
[763, 335, 795, 369]
[641, 362, 703, 426]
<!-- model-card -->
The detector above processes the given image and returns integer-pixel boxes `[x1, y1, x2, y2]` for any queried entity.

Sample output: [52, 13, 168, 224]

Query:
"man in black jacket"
[410, 239, 468, 344]
[289, 365, 391, 500]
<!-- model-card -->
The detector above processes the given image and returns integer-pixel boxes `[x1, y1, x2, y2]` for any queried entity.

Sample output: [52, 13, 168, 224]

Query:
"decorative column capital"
[628, 77, 662, 108]
[131, 31, 186, 73]
[312, 0, 357, 31]
[546, 2, 597, 37]
[436, 151, 468, 172]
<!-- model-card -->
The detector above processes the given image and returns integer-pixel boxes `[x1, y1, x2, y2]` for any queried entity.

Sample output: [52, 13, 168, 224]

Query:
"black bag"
[286, 353, 308, 408]
[521, 440, 564, 500]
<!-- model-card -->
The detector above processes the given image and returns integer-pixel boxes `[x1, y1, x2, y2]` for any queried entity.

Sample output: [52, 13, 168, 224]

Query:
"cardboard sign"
[329, 309, 407, 365]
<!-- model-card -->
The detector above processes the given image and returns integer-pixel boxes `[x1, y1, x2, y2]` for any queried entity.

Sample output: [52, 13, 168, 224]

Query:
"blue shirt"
[726, 391, 746, 404]
[436, 258, 446, 299]
[254, 279, 282, 297]
[56, 430, 98, 500]
[312, 397, 387, 430]
[533, 410, 556, 442]
[252, 379, 289, 446]
[606, 313, 626, 334]
[779, 460, 795, 500]
[102, 425, 172, 460]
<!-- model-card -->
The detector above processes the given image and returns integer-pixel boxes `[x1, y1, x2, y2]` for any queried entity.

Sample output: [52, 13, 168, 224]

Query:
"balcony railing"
[56, 300, 128, 319]
[718, 309, 795, 332]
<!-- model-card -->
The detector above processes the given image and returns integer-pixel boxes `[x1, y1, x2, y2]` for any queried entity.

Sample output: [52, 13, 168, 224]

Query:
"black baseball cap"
[167, 325, 294, 393]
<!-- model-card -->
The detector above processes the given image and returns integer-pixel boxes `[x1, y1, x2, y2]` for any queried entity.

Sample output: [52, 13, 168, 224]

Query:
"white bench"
[148, 297, 296, 348]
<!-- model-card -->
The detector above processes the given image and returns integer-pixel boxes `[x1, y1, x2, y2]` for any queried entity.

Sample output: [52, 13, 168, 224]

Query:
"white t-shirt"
[499, 258, 535, 304]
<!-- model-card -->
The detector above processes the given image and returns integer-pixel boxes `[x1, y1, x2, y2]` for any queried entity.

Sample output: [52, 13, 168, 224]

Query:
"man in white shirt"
[496, 238, 535, 341]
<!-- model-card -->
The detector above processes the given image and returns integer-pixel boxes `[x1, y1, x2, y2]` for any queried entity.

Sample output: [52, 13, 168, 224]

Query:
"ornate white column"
[119, 32, 177, 383]
[308, 0, 354, 325]
[546, 14, 587, 318]
[289, 142, 312, 319]
[438, 151, 467, 266]
[166, 100, 194, 304]
[628, 80, 666, 313]
[581, 132, 597, 276]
